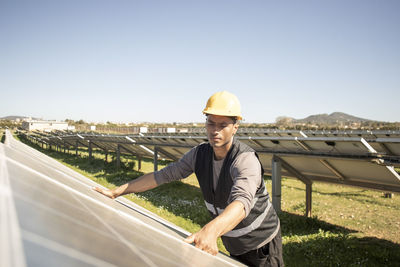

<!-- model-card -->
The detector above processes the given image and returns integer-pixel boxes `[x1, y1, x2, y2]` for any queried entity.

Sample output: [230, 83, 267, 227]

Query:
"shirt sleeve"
[228, 152, 262, 217]
[154, 146, 198, 185]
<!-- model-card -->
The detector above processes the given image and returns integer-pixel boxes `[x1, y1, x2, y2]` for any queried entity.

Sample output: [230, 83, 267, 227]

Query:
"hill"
[277, 112, 375, 125]
[0, 115, 39, 121]
[295, 112, 373, 124]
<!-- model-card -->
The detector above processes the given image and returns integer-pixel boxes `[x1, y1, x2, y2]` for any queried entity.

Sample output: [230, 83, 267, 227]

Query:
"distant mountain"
[293, 112, 373, 124]
[0, 115, 39, 121]
[276, 112, 376, 124]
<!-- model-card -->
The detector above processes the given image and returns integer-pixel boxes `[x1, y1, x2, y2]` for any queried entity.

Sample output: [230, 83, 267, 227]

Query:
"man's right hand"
[92, 173, 157, 200]
[93, 187, 118, 199]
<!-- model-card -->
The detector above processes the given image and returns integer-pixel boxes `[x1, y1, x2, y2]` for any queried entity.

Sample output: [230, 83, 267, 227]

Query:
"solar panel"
[259, 155, 400, 192]
[1, 131, 244, 267]
[240, 129, 307, 137]
[368, 138, 400, 156]
[299, 137, 376, 154]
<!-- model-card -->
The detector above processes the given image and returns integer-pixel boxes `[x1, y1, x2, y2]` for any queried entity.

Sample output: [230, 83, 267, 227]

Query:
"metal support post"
[88, 141, 92, 160]
[271, 156, 282, 213]
[279, 157, 313, 217]
[116, 145, 121, 170]
[306, 183, 312, 217]
[105, 151, 108, 163]
[138, 156, 142, 170]
[75, 140, 79, 156]
[154, 147, 158, 172]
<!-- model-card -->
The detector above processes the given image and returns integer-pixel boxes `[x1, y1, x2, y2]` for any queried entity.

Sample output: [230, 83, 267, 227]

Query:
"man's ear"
[233, 123, 239, 135]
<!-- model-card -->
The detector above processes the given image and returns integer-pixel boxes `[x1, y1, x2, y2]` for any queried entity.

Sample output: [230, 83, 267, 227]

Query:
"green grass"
[276, 180, 400, 266]
[16, 133, 400, 266]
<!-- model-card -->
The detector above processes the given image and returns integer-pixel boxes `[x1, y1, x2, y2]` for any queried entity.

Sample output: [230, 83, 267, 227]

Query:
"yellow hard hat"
[202, 91, 242, 120]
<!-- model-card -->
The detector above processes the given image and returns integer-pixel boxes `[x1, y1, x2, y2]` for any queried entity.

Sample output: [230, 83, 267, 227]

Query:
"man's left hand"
[184, 226, 219, 256]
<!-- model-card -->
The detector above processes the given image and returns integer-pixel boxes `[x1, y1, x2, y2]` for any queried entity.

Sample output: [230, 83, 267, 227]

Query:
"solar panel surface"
[1, 131, 244, 267]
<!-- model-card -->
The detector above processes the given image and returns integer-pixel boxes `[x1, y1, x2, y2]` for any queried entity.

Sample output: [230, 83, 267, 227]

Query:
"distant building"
[21, 120, 69, 132]
[167, 127, 176, 133]
[178, 128, 189, 133]
[155, 127, 177, 133]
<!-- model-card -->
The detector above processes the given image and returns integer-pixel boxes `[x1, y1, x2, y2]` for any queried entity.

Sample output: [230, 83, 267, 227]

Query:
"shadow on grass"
[283, 183, 368, 197]
[280, 211, 356, 236]
[280, 211, 400, 266]
[282, 182, 394, 208]
[283, 231, 400, 266]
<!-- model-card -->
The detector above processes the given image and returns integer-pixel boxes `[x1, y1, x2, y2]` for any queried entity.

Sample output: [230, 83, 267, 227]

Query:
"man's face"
[205, 115, 238, 148]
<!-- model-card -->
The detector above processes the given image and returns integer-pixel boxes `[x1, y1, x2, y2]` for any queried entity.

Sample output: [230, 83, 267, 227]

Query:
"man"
[94, 91, 284, 267]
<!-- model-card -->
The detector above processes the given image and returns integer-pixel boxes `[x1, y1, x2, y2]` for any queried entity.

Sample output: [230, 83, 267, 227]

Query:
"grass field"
[15, 133, 400, 266]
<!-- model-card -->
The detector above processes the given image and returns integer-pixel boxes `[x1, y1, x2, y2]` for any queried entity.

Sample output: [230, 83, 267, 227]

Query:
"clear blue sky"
[1, 0, 399, 123]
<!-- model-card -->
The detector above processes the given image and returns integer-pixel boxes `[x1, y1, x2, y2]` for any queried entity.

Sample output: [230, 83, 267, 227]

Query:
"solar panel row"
[18, 129, 400, 219]
[137, 128, 400, 139]
[20, 130, 400, 193]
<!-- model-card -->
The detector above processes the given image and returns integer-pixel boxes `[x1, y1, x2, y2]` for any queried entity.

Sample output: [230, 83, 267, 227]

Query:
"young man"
[94, 91, 284, 267]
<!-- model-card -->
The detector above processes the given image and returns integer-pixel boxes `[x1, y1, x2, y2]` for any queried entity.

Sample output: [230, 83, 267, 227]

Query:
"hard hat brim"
[203, 109, 242, 121]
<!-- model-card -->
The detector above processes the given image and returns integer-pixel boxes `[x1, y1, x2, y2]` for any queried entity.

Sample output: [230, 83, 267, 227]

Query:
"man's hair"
[205, 114, 239, 124]
[230, 117, 238, 124]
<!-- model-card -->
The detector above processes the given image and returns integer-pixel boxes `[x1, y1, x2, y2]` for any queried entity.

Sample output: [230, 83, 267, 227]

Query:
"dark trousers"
[231, 229, 284, 267]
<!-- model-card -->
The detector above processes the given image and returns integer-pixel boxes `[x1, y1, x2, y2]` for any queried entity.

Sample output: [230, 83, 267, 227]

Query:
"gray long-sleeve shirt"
[154, 145, 262, 217]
